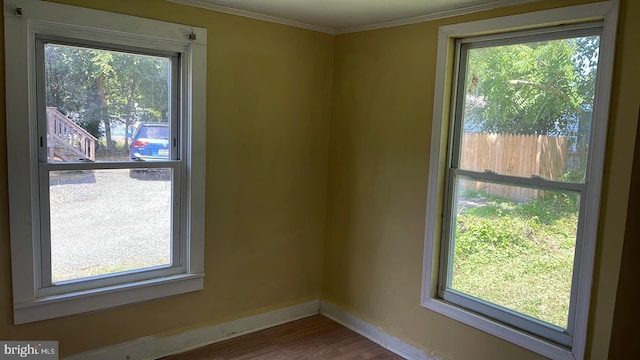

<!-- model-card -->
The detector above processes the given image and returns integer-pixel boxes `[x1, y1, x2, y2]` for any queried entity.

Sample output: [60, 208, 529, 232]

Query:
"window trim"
[440, 24, 602, 348]
[421, 2, 618, 359]
[4, 0, 207, 324]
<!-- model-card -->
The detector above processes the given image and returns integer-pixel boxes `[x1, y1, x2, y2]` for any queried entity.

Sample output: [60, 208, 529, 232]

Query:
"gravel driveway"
[49, 169, 172, 282]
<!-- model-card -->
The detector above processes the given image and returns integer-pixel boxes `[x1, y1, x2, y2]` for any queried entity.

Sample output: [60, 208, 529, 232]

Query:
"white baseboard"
[65, 299, 437, 360]
[65, 300, 320, 360]
[320, 301, 440, 360]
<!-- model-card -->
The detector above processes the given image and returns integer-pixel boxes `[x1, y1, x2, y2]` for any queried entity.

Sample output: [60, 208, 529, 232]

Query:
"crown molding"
[336, 0, 539, 34]
[167, 0, 540, 35]
[166, 0, 336, 34]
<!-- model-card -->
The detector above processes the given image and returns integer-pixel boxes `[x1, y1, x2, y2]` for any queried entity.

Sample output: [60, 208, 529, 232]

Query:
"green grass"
[451, 190, 579, 328]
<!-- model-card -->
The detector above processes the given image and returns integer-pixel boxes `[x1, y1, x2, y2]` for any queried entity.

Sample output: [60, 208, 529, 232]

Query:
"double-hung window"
[5, 0, 207, 324]
[422, 2, 618, 359]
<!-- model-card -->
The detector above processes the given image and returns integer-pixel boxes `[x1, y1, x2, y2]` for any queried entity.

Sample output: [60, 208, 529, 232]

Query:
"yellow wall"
[0, 0, 333, 355]
[323, 0, 639, 359]
[1, 0, 638, 359]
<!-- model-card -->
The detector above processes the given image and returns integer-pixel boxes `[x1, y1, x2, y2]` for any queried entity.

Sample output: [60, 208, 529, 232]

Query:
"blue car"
[129, 123, 170, 178]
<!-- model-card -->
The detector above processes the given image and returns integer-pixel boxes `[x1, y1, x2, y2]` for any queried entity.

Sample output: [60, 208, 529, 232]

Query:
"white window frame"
[4, 0, 207, 324]
[421, 2, 618, 359]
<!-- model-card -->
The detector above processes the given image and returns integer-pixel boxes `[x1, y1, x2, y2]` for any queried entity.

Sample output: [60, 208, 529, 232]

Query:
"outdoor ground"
[49, 169, 172, 282]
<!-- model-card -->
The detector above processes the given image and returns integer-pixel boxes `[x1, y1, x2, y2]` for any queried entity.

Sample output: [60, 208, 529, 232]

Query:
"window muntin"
[440, 26, 602, 346]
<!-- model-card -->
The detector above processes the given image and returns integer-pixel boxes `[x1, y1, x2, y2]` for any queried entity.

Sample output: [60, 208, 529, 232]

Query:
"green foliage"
[464, 35, 599, 138]
[44, 44, 170, 149]
[452, 190, 578, 327]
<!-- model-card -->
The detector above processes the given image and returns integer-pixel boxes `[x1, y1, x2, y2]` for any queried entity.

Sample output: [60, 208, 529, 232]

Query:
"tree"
[104, 52, 169, 148]
[463, 35, 600, 139]
[44, 45, 89, 113]
[44, 43, 170, 154]
[462, 35, 601, 182]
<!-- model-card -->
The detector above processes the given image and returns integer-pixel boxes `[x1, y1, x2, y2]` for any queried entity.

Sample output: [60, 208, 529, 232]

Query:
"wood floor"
[161, 315, 406, 360]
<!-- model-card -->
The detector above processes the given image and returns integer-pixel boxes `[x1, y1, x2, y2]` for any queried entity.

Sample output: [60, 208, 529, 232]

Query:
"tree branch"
[508, 79, 571, 102]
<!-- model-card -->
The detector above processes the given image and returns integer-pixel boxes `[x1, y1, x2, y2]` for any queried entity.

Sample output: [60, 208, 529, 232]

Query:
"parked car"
[129, 123, 170, 178]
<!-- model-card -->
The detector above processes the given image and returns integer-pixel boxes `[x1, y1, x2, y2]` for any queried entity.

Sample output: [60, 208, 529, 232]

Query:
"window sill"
[14, 273, 204, 324]
[421, 298, 574, 360]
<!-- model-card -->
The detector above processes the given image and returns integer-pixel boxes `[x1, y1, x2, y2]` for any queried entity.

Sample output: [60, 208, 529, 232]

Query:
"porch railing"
[46, 107, 97, 162]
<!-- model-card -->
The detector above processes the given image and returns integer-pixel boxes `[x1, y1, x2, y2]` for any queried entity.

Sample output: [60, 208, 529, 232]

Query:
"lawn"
[451, 189, 579, 328]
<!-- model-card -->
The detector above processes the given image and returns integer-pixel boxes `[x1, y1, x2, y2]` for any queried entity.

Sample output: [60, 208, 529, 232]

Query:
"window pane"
[44, 43, 171, 162]
[49, 169, 172, 283]
[460, 35, 600, 183]
[450, 178, 579, 328]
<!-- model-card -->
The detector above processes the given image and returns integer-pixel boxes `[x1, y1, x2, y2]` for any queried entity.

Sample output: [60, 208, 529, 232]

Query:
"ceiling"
[168, 0, 537, 34]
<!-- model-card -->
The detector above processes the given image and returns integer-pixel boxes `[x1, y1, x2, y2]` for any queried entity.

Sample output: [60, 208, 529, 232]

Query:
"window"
[422, 2, 617, 359]
[5, 0, 207, 324]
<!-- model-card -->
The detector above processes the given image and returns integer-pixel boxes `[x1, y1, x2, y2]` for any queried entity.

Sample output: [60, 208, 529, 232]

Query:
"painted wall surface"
[1, 0, 638, 359]
[609, 110, 640, 359]
[323, 0, 640, 359]
[0, 0, 333, 356]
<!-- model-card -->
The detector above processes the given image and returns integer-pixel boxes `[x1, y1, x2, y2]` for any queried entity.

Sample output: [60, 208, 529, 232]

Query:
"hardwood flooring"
[161, 314, 406, 360]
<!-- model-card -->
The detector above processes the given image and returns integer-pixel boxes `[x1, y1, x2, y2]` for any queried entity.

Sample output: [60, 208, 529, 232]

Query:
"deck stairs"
[46, 107, 97, 162]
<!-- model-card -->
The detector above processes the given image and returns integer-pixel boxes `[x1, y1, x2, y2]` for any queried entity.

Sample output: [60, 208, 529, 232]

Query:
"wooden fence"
[459, 132, 568, 202]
